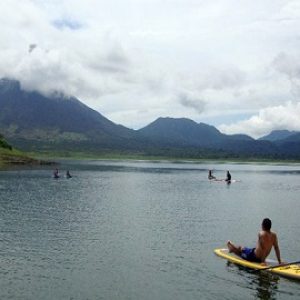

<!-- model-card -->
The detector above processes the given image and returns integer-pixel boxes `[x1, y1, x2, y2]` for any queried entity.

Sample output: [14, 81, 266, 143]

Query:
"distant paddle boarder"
[66, 170, 72, 178]
[225, 170, 231, 182]
[53, 168, 59, 179]
[208, 170, 216, 180]
[227, 218, 282, 264]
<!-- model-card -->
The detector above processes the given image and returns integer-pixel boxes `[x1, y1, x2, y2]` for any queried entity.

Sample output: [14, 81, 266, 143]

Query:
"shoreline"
[2, 149, 300, 169]
[0, 148, 56, 169]
[29, 151, 300, 165]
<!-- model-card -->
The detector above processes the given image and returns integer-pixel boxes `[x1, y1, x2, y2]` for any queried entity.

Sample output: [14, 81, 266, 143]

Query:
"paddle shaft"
[253, 260, 300, 272]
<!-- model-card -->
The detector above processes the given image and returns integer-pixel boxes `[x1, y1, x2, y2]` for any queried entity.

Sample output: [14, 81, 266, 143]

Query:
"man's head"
[262, 218, 272, 231]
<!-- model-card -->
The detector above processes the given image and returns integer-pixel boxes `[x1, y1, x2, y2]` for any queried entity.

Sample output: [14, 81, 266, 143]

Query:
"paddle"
[252, 260, 300, 272]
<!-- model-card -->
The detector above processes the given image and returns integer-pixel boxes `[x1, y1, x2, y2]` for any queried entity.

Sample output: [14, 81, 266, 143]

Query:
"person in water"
[227, 218, 282, 264]
[66, 170, 72, 178]
[208, 170, 216, 180]
[225, 170, 231, 182]
[53, 168, 59, 178]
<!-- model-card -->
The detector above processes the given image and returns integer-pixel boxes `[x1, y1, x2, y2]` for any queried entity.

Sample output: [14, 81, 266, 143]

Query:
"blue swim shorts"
[241, 247, 261, 263]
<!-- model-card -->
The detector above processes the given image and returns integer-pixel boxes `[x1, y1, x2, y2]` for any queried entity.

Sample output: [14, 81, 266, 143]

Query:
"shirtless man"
[227, 218, 281, 264]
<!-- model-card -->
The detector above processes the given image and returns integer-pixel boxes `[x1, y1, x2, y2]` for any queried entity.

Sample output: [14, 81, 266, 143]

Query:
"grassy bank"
[0, 147, 38, 167]
[0, 147, 56, 168]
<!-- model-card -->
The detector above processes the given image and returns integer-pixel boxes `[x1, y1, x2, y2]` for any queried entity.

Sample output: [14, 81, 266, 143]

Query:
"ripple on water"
[0, 161, 300, 299]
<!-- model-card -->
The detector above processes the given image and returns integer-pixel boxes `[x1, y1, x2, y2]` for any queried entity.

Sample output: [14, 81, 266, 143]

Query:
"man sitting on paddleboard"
[227, 218, 282, 264]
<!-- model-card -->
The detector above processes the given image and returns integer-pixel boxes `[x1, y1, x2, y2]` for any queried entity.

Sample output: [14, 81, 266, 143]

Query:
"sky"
[1, 0, 300, 138]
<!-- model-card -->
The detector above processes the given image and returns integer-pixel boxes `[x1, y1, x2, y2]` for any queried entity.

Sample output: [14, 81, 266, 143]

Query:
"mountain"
[138, 117, 224, 147]
[137, 117, 283, 158]
[259, 130, 298, 142]
[276, 132, 300, 143]
[274, 133, 300, 158]
[258, 130, 300, 159]
[138, 117, 254, 146]
[0, 78, 299, 159]
[0, 78, 142, 151]
[226, 134, 254, 141]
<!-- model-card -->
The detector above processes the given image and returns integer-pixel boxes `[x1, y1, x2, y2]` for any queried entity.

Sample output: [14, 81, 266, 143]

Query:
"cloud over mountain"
[219, 101, 300, 138]
[0, 0, 300, 134]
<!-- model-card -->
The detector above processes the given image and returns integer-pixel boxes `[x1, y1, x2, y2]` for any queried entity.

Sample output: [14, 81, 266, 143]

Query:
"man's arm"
[273, 234, 281, 264]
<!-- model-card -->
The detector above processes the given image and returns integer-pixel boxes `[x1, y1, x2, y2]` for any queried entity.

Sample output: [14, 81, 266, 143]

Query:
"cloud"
[177, 92, 206, 114]
[218, 101, 300, 138]
[0, 0, 300, 131]
[52, 18, 83, 30]
[197, 67, 247, 91]
[276, 0, 300, 20]
[28, 44, 37, 53]
[272, 52, 300, 97]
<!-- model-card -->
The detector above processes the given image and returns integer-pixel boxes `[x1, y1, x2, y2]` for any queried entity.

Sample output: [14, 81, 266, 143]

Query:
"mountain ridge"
[138, 117, 225, 147]
[0, 78, 144, 151]
[1, 78, 299, 159]
[259, 130, 298, 142]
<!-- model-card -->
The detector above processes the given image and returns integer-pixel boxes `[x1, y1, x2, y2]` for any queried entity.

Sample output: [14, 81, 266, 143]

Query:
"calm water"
[0, 160, 300, 299]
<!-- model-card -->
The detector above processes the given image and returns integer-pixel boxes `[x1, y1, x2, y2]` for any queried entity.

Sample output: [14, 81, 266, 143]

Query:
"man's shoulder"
[271, 231, 278, 239]
[260, 230, 277, 237]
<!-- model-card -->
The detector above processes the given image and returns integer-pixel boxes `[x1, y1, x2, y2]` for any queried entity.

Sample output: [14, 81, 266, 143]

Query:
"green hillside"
[0, 134, 43, 166]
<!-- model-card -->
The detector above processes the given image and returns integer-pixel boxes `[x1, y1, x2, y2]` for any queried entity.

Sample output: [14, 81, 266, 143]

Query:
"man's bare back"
[254, 229, 280, 263]
[227, 218, 281, 264]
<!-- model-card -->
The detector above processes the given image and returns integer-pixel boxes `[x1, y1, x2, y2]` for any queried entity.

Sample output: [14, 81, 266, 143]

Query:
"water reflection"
[226, 262, 280, 299]
[254, 272, 280, 300]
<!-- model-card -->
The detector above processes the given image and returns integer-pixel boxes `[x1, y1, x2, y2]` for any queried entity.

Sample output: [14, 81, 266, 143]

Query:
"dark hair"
[262, 218, 272, 230]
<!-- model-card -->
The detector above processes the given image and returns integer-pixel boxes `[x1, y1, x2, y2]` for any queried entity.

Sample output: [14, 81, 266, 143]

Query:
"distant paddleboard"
[214, 248, 300, 281]
[209, 179, 240, 183]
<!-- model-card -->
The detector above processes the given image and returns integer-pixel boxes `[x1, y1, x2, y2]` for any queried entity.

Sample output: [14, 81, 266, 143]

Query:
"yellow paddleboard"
[214, 248, 300, 281]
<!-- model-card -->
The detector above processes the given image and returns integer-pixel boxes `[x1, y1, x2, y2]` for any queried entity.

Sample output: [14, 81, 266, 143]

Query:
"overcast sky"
[1, 0, 300, 138]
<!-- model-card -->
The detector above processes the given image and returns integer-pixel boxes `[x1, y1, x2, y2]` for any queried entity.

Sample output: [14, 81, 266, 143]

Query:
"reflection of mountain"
[1, 78, 300, 159]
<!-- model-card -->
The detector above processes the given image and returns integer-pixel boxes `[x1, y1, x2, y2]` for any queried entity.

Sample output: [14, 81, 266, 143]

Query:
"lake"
[0, 160, 300, 299]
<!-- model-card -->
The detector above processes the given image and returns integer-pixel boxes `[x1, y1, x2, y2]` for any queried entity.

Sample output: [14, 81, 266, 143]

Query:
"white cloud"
[272, 52, 300, 97]
[0, 0, 300, 131]
[218, 101, 300, 138]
